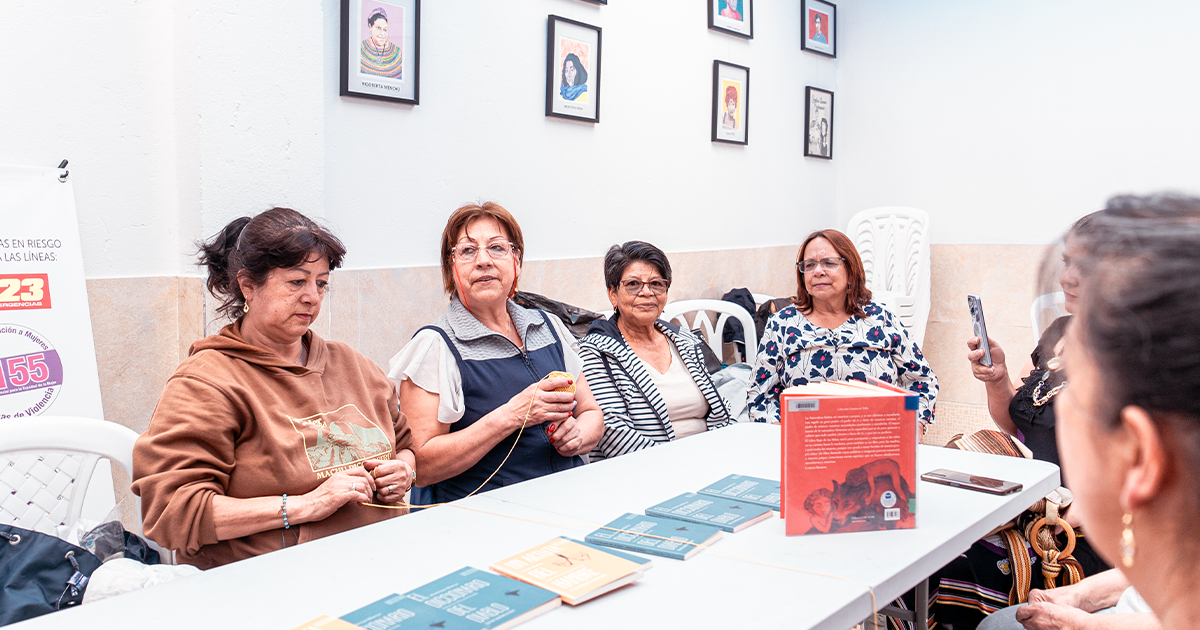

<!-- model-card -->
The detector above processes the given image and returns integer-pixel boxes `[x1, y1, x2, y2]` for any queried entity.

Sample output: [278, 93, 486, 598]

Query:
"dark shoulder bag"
[0, 523, 103, 626]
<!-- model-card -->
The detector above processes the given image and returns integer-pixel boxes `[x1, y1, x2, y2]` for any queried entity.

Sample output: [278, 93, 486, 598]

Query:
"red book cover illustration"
[780, 378, 918, 536]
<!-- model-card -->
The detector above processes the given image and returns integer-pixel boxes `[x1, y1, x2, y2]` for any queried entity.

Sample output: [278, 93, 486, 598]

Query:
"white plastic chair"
[0, 416, 160, 553]
[661, 299, 757, 365]
[846, 207, 932, 347]
[751, 293, 775, 308]
[1030, 291, 1067, 344]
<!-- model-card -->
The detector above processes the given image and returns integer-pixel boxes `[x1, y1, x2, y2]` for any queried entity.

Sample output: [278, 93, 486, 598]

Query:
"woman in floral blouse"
[746, 229, 937, 429]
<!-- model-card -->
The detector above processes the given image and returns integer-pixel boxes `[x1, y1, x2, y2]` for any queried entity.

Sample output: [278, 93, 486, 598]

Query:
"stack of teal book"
[340, 567, 560, 630]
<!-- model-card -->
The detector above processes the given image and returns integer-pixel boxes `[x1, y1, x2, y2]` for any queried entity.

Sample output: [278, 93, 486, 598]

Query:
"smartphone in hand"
[921, 468, 1022, 495]
[967, 294, 992, 367]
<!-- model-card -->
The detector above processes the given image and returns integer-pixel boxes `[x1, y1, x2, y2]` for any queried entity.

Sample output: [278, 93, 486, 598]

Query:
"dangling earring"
[243, 302, 250, 314]
[1120, 513, 1136, 568]
[507, 256, 519, 299]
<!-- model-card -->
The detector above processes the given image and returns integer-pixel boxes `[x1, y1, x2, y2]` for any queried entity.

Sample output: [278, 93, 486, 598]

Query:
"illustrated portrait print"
[808, 9, 830, 45]
[719, 0, 744, 22]
[720, 79, 742, 132]
[807, 91, 832, 157]
[359, 1, 405, 81]
[558, 37, 590, 104]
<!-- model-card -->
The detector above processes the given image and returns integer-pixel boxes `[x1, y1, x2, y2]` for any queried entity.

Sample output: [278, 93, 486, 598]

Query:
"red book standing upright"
[780, 377, 919, 536]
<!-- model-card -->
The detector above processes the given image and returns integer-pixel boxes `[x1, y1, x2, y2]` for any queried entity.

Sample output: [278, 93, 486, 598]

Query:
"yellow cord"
[374, 373, 549, 510]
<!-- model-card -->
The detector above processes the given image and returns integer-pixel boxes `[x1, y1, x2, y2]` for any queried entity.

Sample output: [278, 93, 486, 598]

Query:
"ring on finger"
[388, 484, 395, 494]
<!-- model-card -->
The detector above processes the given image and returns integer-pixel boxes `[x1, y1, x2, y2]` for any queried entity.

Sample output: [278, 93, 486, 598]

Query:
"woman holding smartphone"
[936, 213, 1109, 628]
[967, 212, 1098, 467]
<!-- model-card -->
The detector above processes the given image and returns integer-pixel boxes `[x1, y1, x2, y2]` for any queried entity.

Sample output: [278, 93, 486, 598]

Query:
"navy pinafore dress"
[411, 310, 584, 505]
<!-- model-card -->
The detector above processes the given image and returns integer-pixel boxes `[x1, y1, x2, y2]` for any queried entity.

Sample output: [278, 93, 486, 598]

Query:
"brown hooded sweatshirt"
[132, 322, 412, 569]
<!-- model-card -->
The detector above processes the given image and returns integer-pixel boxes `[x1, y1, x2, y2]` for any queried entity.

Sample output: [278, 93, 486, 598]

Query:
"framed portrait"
[340, 0, 421, 104]
[804, 87, 834, 159]
[708, 0, 753, 39]
[546, 15, 602, 123]
[801, 0, 837, 58]
[712, 61, 749, 145]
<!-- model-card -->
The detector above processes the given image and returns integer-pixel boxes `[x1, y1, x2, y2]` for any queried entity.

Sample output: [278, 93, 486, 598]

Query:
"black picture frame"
[804, 87, 834, 159]
[340, 0, 421, 104]
[801, 0, 837, 58]
[708, 0, 753, 39]
[577, 0, 607, 4]
[546, 15, 603, 124]
[712, 60, 750, 145]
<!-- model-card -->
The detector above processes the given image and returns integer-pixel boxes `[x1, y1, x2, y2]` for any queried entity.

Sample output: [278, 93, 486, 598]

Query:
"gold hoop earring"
[243, 302, 250, 314]
[1120, 513, 1135, 568]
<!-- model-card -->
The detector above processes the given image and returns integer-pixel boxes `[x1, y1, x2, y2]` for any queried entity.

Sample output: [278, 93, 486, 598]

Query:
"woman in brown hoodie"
[132, 208, 415, 569]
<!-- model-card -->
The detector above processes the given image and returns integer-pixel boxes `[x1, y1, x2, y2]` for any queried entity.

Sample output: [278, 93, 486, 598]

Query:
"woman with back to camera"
[1050, 195, 1200, 630]
[133, 207, 415, 569]
[579, 241, 733, 461]
[747, 229, 937, 428]
[388, 202, 604, 505]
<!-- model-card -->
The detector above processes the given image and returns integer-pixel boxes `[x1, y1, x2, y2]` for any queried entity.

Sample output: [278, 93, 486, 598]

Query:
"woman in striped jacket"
[580, 241, 734, 461]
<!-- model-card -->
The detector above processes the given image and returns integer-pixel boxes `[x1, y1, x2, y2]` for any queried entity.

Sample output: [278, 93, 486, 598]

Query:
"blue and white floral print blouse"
[746, 301, 937, 428]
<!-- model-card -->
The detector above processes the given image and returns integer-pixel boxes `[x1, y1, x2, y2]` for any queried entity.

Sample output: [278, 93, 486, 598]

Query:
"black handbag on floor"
[0, 523, 103, 626]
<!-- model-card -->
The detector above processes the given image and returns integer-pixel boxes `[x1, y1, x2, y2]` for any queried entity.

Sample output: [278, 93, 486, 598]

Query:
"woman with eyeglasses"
[747, 229, 937, 426]
[579, 241, 734, 461]
[387, 203, 604, 505]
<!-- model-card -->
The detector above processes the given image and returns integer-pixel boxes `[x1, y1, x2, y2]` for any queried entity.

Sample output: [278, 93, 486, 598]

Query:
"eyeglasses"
[619, 279, 670, 296]
[797, 257, 847, 274]
[451, 242, 516, 263]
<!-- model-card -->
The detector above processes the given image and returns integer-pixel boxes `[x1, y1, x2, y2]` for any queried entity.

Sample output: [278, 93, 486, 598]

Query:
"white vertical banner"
[0, 163, 112, 517]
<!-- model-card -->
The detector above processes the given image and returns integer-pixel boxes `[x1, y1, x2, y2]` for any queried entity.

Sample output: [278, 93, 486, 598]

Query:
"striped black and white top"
[580, 316, 734, 461]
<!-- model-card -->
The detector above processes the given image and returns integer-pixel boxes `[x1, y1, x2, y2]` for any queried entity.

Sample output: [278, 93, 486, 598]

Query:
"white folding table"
[13, 423, 1059, 630]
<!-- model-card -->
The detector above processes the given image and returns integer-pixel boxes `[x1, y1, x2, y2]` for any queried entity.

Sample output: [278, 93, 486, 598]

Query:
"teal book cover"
[341, 567, 560, 630]
[585, 512, 723, 560]
[646, 492, 773, 533]
[560, 536, 655, 567]
[697, 474, 781, 510]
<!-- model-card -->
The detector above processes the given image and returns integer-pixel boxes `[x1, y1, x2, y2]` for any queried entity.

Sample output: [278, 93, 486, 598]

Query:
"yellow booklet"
[489, 537, 647, 606]
[288, 615, 360, 630]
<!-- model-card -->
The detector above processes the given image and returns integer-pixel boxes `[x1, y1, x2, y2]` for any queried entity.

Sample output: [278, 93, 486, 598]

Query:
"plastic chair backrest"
[846, 206, 932, 346]
[661, 299, 757, 365]
[0, 416, 141, 539]
[751, 293, 775, 308]
[1030, 291, 1067, 344]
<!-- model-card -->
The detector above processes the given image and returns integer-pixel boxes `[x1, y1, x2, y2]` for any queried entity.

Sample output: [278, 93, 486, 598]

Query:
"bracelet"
[280, 494, 298, 549]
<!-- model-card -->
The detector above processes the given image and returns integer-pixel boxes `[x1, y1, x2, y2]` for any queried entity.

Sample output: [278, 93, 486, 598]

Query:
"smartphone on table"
[921, 469, 1022, 495]
[967, 294, 992, 367]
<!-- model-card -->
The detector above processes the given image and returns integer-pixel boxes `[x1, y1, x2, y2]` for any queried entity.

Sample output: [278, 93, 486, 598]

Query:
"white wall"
[321, 0, 839, 270]
[836, 0, 1200, 244]
[0, 1, 180, 277]
[1, 0, 842, 278]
